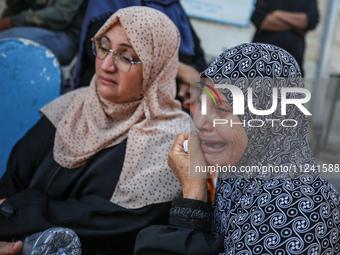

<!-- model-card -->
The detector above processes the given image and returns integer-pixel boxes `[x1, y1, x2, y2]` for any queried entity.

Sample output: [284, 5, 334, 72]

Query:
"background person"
[251, 0, 319, 76]
[0, 6, 191, 254]
[134, 43, 340, 255]
[0, 0, 88, 66]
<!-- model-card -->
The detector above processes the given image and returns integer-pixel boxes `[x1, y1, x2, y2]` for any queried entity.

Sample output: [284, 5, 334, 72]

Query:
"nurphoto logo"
[200, 83, 312, 116]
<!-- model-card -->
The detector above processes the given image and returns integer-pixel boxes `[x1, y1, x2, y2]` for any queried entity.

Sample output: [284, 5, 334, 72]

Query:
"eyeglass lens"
[93, 37, 134, 73]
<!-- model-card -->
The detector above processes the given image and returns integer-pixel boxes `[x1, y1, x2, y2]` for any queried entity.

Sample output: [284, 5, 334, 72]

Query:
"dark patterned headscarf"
[206, 43, 340, 255]
[202, 42, 315, 179]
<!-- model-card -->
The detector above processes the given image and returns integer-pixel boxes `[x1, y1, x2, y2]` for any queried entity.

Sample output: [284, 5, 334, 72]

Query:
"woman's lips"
[100, 75, 117, 86]
[200, 139, 227, 153]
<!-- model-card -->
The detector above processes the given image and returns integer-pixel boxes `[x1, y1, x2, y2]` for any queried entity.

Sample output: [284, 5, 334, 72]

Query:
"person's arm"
[0, 189, 171, 254]
[0, 241, 22, 255]
[304, 0, 319, 30]
[3, 0, 84, 30]
[177, 63, 200, 110]
[252, 0, 319, 34]
[0, 199, 23, 255]
[134, 198, 224, 255]
[0, 0, 24, 31]
[271, 11, 308, 30]
[176, 20, 206, 111]
[0, 117, 172, 254]
[251, 0, 304, 31]
[134, 133, 224, 255]
[251, 0, 271, 29]
[0, 17, 12, 31]
[260, 10, 308, 34]
[167, 133, 208, 201]
[178, 22, 206, 73]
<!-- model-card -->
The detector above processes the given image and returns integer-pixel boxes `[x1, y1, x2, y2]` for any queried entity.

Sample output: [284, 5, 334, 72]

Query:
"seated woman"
[134, 43, 340, 254]
[0, 6, 191, 254]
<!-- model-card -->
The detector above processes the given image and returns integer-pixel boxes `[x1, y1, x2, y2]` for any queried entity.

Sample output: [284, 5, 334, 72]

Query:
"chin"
[203, 153, 230, 167]
[98, 88, 117, 101]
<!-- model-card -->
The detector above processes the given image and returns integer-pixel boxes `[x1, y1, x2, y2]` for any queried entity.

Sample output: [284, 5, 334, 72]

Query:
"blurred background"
[0, 0, 339, 184]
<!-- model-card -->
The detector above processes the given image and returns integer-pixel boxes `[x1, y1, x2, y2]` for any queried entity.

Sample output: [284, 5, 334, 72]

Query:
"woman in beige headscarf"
[0, 6, 191, 254]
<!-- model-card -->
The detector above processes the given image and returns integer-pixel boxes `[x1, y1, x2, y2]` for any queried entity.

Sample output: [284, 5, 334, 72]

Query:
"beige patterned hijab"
[40, 6, 191, 208]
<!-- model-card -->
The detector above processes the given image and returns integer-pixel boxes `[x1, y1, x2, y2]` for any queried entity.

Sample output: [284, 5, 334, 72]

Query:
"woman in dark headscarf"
[134, 43, 340, 255]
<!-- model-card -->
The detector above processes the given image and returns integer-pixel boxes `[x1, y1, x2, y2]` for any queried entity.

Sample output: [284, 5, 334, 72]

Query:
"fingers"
[177, 62, 200, 84]
[188, 131, 199, 154]
[178, 82, 200, 110]
[11, 241, 23, 254]
[0, 199, 5, 205]
[171, 133, 190, 153]
[178, 83, 190, 110]
[0, 241, 23, 255]
[168, 133, 190, 170]
[182, 98, 190, 110]
[168, 133, 208, 202]
[178, 83, 189, 98]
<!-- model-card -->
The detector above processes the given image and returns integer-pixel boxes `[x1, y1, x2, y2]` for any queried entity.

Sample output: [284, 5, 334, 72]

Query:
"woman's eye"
[217, 107, 232, 113]
[121, 56, 132, 63]
[99, 46, 109, 52]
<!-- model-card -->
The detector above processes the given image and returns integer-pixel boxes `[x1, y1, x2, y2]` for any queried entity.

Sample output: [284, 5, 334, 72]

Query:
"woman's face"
[95, 22, 143, 103]
[194, 89, 248, 166]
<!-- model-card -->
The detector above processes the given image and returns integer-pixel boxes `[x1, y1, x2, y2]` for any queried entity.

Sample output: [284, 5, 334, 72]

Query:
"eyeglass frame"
[91, 37, 142, 73]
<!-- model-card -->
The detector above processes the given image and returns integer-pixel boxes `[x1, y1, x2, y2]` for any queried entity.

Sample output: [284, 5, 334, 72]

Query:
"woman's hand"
[177, 62, 200, 110]
[0, 18, 13, 32]
[0, 199, 21, 255]
[0, 241, 23, 255]
[168, 132, 208, 202]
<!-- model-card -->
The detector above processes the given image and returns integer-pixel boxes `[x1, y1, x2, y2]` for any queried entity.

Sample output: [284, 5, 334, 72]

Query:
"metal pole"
[310, 0, 339, 154]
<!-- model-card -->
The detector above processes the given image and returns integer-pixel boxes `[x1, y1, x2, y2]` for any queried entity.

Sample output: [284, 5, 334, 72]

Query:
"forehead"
[101, 22, 129, 43]
[200, 78, 232, 106]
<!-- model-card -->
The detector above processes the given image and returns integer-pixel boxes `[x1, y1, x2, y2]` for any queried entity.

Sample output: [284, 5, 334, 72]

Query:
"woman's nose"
[194, 109, 214, 133]
[100, 53, 118, 72]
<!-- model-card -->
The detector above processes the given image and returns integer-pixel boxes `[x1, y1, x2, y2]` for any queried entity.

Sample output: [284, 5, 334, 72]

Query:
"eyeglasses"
[91, 37, 142, 73]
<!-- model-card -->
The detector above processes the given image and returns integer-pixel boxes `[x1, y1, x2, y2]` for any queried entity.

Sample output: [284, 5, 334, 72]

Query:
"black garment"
[134, 199, 224, 255]
[251, 0, 319, 76]
[0, 117, 171, 255]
